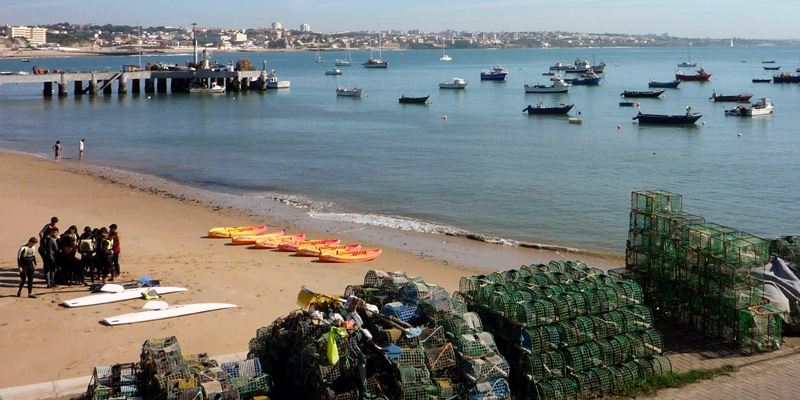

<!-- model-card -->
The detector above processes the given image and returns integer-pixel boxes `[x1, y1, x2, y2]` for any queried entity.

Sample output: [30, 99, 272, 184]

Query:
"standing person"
[53, 141, 62, 160]
[59, 226, 79, 284]
[79, 138, 85, 161]
[109, 224, 121, 278]
[17, 237, 38, 298]
[97, 228, 114, 284]
[41, 228, 60, 288]
[39, 216, 58, 240]
[77, 226, 94, 285]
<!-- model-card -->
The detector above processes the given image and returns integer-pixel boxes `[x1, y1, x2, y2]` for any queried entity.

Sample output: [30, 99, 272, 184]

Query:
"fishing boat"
[762, 60, 776, 64]
[621, 90, 664, 98]
[542, 72, 555, 76]
[523, 101, 574, 115]
[319, 248, 383, 263]
[752, 78, 772, 83]
[325, 68, 342, 76]
[480, 66, 508, 81]
[724, 98, 774, 117]
[20, 58, 30, 63]
[188, 81, 225, 94]
[763, 66, 780, 71]
[709, 91, 752, 102]
[648, 80, 681, 88]
[565, 58, 592, 73]
[619, 101, 636, 107]
[633, 107, 702, 125]
[549, 62, 572, 71]
[564, 70, 602, 85]
[675, 68, 711, 82]
[439, 47, 452, 62]
[524, 77, 571, 93]
[336, 87, 364, 97]
[439, 77, 468, 89]
[773, 73, 800, 83]
[399, 95, 430, 104]
[363, 30, 388, 68]
[335, 43, 353, 66]
[314, 49, 324, 63]
[678, 43, 696, 67]
[265, 70, 291, 89]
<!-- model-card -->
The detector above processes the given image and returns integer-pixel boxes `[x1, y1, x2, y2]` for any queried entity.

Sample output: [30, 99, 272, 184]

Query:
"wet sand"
[0, 151, 622, 387]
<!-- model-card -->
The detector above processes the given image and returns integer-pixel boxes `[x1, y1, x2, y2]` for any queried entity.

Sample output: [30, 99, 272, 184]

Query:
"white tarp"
[758, 257, 800, 330]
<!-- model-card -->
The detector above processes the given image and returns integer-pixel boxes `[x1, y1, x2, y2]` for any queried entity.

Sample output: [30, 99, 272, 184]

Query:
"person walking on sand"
[79, 138, 85, 161]
[17, 237, 38, 298]
[53, 140, 62, 161]
[109, 223, 122, 278]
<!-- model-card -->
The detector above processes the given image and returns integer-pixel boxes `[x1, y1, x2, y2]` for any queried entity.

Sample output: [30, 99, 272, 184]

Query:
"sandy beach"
[0, 151, 622, 388]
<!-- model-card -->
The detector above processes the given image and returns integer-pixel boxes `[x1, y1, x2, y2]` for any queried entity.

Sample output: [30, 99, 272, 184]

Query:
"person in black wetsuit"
[17, 237, 38, 298]
[41, 227, 60, 288]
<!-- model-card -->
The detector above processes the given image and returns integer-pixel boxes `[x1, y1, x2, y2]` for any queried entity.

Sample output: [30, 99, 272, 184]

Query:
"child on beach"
[17, 237, 38, 298]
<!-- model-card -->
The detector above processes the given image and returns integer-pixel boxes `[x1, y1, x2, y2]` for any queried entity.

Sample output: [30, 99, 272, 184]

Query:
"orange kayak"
[230, 231, 285, 245]
[253, 234, 307, 249]
[296, 244, 361, 257]
[208, 225, 268, 238]
[319, 248, 383, 263]
[277, 239, 341, 252]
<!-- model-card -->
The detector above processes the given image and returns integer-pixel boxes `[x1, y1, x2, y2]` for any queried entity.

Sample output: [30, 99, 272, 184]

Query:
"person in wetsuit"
[41, 227, 60, 288]
[17, 237, 38, 298]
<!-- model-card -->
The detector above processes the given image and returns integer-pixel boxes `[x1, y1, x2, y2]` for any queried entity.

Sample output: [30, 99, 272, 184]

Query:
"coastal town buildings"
[9, 26, 47, 45]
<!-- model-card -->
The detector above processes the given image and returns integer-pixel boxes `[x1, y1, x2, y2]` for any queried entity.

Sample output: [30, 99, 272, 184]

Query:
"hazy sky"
[3, 0, 797, 39]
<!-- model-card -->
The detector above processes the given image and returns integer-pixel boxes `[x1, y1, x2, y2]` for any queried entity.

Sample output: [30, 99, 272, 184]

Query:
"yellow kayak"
[296, 244, 361, 257]
[208, 225, 267, 238]
[230, 230, 285, 245]
[319, 248, 383, 263]
[253, 234, 307, 249]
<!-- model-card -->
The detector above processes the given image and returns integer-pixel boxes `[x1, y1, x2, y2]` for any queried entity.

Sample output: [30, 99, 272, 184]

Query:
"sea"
[0, 46, 798, 253]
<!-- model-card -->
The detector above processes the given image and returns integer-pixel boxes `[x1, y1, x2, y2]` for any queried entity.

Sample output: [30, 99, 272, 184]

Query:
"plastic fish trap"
[597, 335, 633, 366]
[575, 367, 614, 399]
[636, 355, 672, 377]
[609, 361, 641, 392]
[461, 354, 510, 382]
[514, 298, 557, 328]
[220, 358, 262, 378]
[613, 281, 644, 307]
[521, 351, 565, 382]
[488, 291, 517, 319]
[534, 377, 578, 400]
[521, 325, 561, 354]
[466, 378, 510, 400]
[628, 329, 664, 358]
[229, 374, 272, 398]
[590, 311, 627, 339]
[456, 332, 499, 358]
[397, 366, 432, 388]
[552, 291, 588, 320]
[555, 316, 595, 347]
[441, 312, 484, 335]
[165, 378, 202, 400]
[383, 302, 422, 323]
[630, 190, 683, 215]
[425, 343, 457, 372]
[561, 341, 602, 373]
[418, 297, 468, 322]
[581, 287, 619, 316]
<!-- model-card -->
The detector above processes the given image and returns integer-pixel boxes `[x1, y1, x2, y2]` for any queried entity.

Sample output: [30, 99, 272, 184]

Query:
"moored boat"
[619, 101, 636, 107]
[549, 62, 573, 71]
[773, 73, 800, 83]
[439, 77, 468, 89]
[524, 77, 570, 93]
[752, 78, 772, 83]
[265, 70, 290, 89]
[325, 68, 342, 76]
[336, 87, 364, 97]
[676, 68, 711, 82]
[762, 60, 776, 64]
[763, 66, 780, 71]
[564, 70, 602, 85]
[621, 90, 664, 98]
[189, 81, 225, 94]
[724, 98, 774, 116]
[633, 107, 702, 125]
[480, 66, 508, 81]
[523, 101, 574, 115]
[363, 29, 388, 68]
[399, 95, 430, 104]
[709, 91, 752, 102]
[648, 80, 681, 88]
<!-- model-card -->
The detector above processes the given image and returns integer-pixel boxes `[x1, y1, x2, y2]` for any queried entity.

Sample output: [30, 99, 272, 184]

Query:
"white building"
[300, 23, 311, 32]
[233, 32, 248, 43]
[10, 26, 47, 45]
[271, 21, 282, 30]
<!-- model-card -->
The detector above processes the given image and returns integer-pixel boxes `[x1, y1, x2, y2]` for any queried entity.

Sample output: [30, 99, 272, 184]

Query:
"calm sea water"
[1, 46, 798, 252]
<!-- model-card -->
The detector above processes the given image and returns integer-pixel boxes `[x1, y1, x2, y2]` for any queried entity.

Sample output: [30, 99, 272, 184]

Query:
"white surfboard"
[101, 302, 237, 325]
[61, 286, 188, 308]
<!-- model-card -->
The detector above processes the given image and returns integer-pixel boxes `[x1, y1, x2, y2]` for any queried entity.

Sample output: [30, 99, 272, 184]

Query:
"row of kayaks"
[208, 225, 383, 262]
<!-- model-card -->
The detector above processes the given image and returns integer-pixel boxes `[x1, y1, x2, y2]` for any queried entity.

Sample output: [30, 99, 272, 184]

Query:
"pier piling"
[156, 78, 167, 93]
[73, 81, 83, 97]
[89, 74, 98, 95]
[103, 81, 112, 95]
[118, 73, 127, 95]
[131, 79, 141, 94]
[43, 82, 53, 97]
[144, 78, 155, 94]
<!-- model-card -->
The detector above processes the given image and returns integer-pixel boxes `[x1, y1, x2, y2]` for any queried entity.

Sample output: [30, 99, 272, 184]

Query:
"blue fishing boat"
[648, 80, 681, 88]
[773, 73, 800, 83]
[480, 66, 508, 81]
[564, 71, 602, 85]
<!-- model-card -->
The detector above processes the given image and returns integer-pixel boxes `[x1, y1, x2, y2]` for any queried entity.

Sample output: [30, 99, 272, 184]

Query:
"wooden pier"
[0, 69, 272, 97]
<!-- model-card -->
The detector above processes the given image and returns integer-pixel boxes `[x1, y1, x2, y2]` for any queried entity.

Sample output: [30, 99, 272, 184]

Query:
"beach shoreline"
[0, 150, 622, 388]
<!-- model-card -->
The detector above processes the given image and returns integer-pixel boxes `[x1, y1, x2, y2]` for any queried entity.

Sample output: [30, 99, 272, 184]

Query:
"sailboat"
[678, 43, 696, 68]
[335, 42, 352, 66]
[363, 29, 388, 68]
[439, 46, 452, 62]
[315, 49, 324, 63]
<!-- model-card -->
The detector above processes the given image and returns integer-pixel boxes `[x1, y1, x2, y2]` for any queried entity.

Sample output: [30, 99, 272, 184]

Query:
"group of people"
[53, 138, 85, 161]
[16, 216, 122, 298]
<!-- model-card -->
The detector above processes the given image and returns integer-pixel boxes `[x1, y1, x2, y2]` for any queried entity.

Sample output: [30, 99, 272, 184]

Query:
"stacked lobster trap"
[247, 270, 512, 399]
[459, 260, 670, 400]
[621, 190, 784, 353]
[83, 335, 272, 400]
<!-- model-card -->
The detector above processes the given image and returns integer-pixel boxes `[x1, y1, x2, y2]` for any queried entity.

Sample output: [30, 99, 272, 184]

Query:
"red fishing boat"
[675, 68, 711, 82]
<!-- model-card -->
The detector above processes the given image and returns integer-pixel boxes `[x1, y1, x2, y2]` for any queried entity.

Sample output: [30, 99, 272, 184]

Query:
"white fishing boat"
[325, 68, 342, 76]
[335, 43, 353, 66]
[189, 81, 225, 94]
[61, 286, 188, 308]
[439, 77, 468, 89]
[439, 48, 452, 62]
[315, 49, 324, 63]
[524, 76, 571, 93]
[336, 87, 364, 97]
[363, 29, 388, 68]
[266, 70, 290, 89]
[725, 98, 774, 116]
[101, 301, 237, 325]
[678, 43, 697, 68]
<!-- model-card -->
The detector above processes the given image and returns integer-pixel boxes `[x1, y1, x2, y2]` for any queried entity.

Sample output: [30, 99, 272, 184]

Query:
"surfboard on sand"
[61, 286, 188, 308]
[101, 302, 237, 325]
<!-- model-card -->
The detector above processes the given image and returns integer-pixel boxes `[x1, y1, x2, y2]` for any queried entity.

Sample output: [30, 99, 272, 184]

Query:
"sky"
[2, 0, 798, 39]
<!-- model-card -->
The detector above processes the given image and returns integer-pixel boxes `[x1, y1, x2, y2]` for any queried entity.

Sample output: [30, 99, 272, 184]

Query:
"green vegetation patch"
[614, 364, 738, 398]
